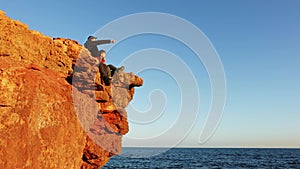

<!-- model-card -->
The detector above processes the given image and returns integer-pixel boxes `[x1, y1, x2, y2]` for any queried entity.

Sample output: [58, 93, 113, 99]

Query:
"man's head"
[88, 35, 97, 41]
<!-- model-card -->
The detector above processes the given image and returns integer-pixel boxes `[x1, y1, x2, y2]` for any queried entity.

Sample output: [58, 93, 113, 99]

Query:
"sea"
[102, 148, 300, 169]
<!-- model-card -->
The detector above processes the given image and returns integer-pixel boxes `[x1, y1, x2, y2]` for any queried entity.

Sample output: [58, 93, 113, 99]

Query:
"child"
[98, 50, 124, 86]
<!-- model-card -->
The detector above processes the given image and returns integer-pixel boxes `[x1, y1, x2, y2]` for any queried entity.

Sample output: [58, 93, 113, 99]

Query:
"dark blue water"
[103, 148, 300, 169]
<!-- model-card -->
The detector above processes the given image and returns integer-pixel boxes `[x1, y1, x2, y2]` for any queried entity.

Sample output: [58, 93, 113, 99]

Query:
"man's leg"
[99, 63, 111, 85]
[108, 64, 117, 76]
[108, 64, 125, 76]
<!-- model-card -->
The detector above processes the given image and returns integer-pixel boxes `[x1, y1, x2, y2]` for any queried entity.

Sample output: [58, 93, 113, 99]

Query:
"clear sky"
[1, 1, 300, 148]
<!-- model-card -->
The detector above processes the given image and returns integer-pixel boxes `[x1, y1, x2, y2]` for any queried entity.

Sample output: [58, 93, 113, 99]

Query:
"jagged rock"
[0, 10, 143, 168]
[72, 49, 143, 168]
[0, 11, 81, 78]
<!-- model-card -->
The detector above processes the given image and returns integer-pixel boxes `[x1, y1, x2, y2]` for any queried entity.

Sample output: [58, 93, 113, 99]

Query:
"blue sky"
[1, 1, 300, 148]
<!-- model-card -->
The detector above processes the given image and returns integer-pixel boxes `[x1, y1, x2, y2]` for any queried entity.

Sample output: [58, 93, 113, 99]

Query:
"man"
[98, 50, 124, 86]
[84, 35, 115, 57]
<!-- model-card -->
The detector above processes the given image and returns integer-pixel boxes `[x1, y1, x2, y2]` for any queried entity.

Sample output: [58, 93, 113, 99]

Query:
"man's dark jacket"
[84, 39, 111, 57]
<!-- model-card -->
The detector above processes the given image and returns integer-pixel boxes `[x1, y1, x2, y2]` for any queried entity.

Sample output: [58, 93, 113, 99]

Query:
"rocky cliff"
[0, 10, 143, 168]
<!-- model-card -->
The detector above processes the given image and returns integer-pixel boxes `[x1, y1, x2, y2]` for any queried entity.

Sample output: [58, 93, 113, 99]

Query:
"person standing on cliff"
[84, 35, 116, 57]
[98, 50, 124, 86]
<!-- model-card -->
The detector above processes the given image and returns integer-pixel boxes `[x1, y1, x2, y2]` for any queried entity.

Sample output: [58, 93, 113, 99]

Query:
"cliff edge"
[0, 10, 143, 168]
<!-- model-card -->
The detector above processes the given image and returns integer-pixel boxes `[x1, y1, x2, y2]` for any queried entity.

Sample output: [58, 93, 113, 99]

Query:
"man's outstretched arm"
[92, 39, 115, 45]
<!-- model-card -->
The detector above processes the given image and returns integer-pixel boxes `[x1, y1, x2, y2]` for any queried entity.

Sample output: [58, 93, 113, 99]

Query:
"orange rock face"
[0, 58, 86, 168]
[0, 10, 143, 168]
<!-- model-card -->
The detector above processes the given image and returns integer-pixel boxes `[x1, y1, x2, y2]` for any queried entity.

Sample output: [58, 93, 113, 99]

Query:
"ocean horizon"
[103, 147, 300, 168]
